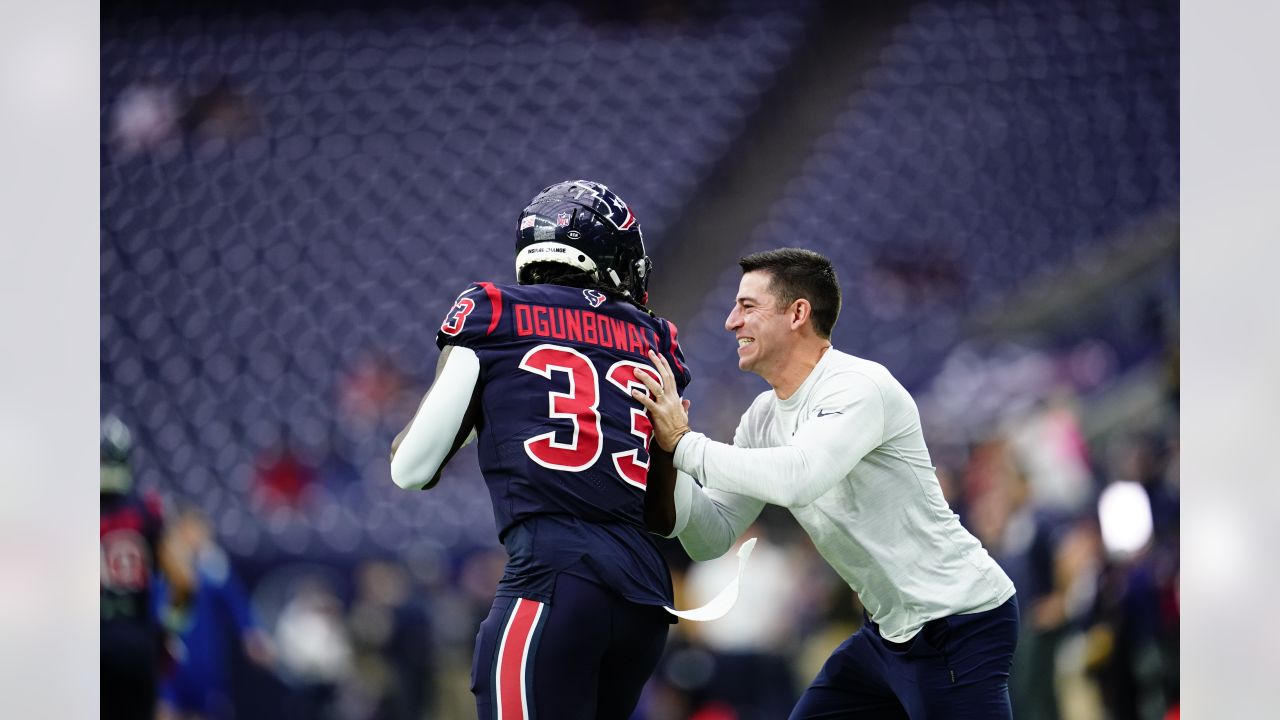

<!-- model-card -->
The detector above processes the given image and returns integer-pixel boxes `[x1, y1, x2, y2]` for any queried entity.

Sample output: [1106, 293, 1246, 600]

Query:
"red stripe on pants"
[496, 598, 542, 720]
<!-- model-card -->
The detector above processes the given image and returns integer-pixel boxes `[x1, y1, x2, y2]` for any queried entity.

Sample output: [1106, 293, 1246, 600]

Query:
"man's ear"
[790, 298, 812, 331]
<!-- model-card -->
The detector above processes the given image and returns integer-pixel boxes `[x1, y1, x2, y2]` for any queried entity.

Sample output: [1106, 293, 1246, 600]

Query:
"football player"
[100, 414, 167, 720]
[390, 180, 691, 720]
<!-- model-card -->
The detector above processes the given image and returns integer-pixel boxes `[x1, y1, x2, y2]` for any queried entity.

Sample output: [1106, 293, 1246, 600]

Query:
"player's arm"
[644, 446, 679, 536]
[390, 345, 483, 490]
[645, 318, 694, 534]
[643, 366, 695, 534]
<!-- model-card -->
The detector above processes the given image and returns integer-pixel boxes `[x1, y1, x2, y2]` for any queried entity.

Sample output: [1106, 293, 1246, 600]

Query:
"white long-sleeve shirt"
[671, 348, 1014, 642]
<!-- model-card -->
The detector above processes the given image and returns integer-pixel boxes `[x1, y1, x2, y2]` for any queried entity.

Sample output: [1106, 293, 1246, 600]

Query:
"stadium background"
[101, 0, 1179, 718]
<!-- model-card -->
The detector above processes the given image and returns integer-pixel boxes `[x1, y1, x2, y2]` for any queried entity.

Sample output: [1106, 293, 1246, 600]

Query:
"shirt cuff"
[672, 430, 706, 476]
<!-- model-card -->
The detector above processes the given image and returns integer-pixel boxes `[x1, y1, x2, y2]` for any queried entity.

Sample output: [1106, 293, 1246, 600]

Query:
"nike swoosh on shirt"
[816, 409, 842, 417]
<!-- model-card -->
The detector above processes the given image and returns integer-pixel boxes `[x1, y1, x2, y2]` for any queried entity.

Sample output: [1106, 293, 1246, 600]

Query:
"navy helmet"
[516, 180, 653, 304]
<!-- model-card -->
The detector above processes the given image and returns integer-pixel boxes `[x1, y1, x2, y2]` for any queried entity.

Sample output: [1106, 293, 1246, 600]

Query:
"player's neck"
[766, 341, 831, 401]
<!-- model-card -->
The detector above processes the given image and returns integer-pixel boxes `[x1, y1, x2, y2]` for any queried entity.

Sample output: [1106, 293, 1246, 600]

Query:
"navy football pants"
[791, 595, 1019, 720]
[471, 571, 670, 720]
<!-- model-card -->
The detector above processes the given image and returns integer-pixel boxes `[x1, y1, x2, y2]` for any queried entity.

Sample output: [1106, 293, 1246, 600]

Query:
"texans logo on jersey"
[583, 289, 607, 308]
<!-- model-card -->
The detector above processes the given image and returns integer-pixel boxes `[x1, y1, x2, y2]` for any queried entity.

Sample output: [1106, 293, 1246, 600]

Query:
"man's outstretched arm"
[635, 350, 884, 508]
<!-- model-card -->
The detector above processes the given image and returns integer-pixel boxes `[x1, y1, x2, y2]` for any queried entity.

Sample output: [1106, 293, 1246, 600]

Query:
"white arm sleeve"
[674, 478, 765, 561]
[672, 372, 886, 507]
[390, 346, 481, 490]
[666, 413, 765, 560]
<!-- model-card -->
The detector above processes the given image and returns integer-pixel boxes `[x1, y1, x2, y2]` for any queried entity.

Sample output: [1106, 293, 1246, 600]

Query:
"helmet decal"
[563, 180, 637, 230]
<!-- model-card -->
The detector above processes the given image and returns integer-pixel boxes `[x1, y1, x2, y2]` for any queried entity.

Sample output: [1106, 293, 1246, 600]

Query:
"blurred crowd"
[110, 73, 258, 161]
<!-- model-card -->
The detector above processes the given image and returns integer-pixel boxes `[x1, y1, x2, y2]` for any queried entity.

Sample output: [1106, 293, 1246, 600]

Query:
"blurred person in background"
[339, 351, 413, 442]
[338, 559, 435, 720]
[252, 428, 318, 512]
[100, 414, 167, 720]
[155, 506, 276, 720]
[680, 525, 804, 719]
[1087, 435, 1180, 720]
[181, 74, 258, 147]
[274, 575, 353, 718]
[390, 180, 690, 720]
[966, 442, 1074, 720]
[1007, 391, 1095, 517]
[638, 248, 1018, 719]
[424, 547, 509, 718]
[108, 72, 180, 159]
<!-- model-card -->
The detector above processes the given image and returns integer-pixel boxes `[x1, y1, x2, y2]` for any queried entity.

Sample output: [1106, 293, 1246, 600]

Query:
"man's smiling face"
[725, 270, 793, 376]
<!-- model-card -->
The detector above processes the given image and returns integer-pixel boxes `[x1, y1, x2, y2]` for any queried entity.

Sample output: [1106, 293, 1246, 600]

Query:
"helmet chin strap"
[607, 268, 625, 291]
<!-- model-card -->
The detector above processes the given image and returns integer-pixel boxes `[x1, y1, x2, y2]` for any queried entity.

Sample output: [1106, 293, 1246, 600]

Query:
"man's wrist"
[670, 429, 701, 472]
[667, 426, 691, 453]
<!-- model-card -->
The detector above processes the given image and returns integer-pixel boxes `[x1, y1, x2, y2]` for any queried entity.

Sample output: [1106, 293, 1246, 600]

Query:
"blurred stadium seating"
[101, 1, 1178, 718]
[102, 0, 816, 559]
[681, 0, 1177, 411]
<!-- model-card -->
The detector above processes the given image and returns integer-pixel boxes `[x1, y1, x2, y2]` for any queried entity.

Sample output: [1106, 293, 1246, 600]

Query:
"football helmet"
[101, 414, 133, 493]
[516, 180, 653, 304]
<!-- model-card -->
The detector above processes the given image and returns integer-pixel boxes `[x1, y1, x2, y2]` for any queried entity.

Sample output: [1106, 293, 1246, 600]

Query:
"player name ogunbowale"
[513, 303, 660, 356]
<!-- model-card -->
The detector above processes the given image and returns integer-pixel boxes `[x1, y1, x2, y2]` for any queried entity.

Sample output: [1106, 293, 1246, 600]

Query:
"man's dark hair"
[739, 248, 841, 338]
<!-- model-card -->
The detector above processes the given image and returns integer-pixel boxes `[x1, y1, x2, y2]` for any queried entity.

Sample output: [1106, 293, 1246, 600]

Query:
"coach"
[636, 248, 1018, 719]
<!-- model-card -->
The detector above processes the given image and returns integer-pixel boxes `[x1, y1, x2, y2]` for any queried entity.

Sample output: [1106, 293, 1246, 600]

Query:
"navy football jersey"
[436, 281, 691, 605]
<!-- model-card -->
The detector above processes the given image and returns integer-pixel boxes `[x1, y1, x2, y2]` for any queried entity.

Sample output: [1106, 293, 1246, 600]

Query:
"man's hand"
[633, 350, 692, 453]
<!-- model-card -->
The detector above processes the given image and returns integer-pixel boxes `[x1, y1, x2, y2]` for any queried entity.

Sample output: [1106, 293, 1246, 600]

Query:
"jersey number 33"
[518, 344, 659, 490]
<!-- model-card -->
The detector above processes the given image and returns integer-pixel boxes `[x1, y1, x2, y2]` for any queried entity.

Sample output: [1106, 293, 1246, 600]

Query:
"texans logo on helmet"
[567, 181, 637, 231]
[583, 289, 607, 308]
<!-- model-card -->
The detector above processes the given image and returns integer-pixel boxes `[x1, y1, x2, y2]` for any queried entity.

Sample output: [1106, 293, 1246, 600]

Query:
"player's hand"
[633, 350, 692, 453]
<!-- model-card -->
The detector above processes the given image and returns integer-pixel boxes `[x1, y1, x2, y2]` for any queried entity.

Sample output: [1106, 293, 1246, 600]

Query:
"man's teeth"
[738, 338, 754, 346]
